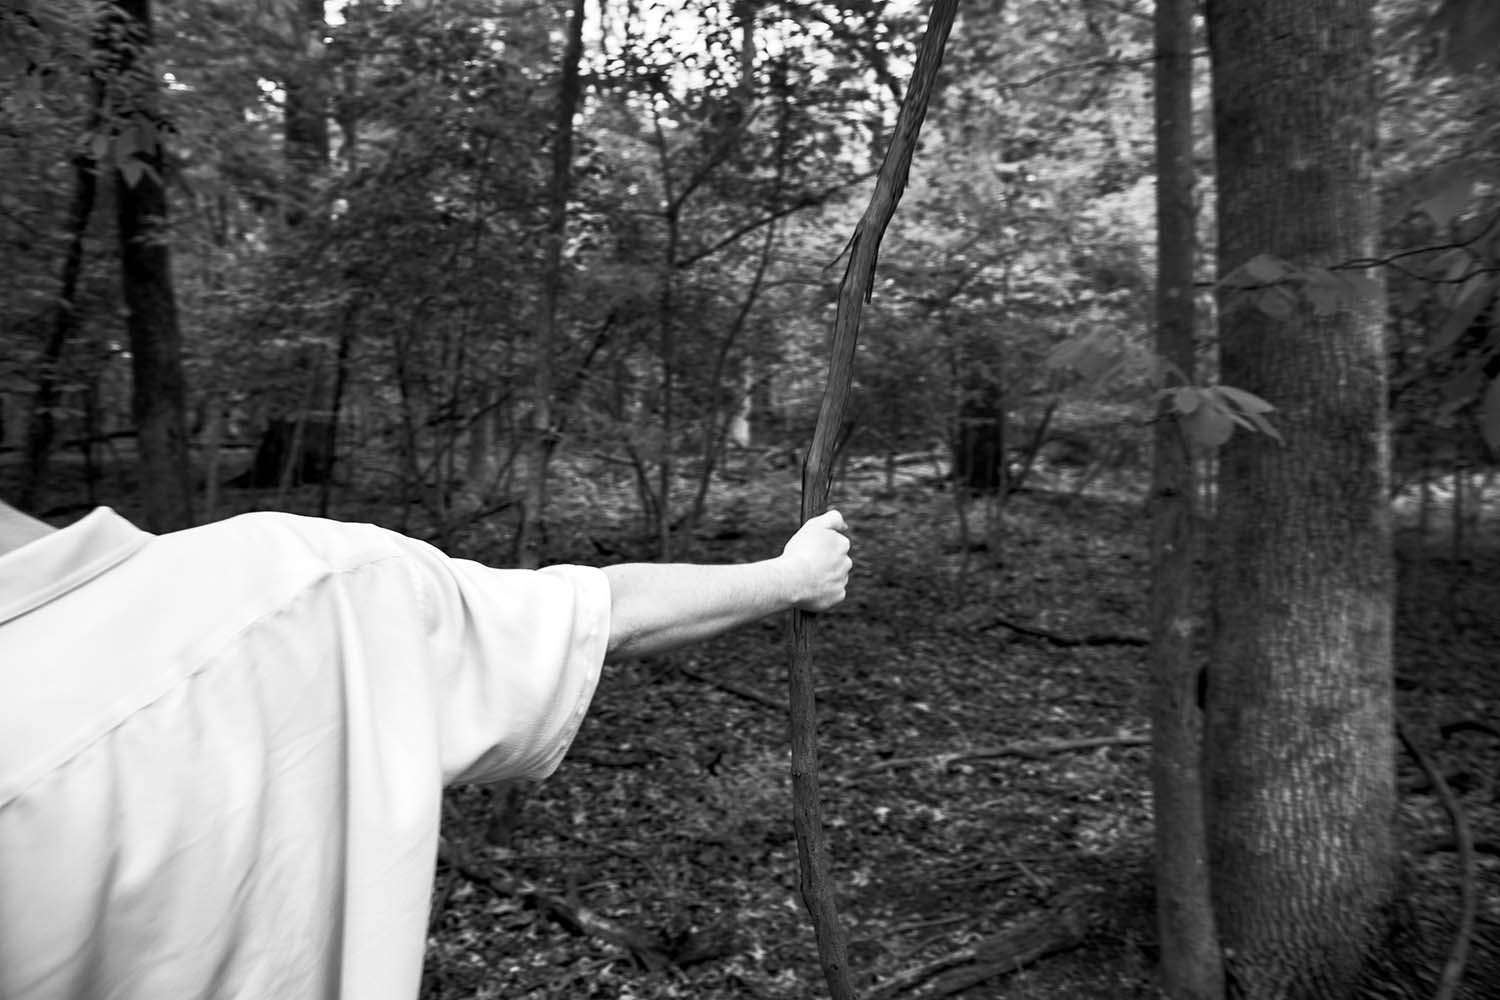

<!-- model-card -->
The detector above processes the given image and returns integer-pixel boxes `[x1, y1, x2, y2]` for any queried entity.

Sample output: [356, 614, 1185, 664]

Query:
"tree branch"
[1398, 720, 1477, 1000]
[678, 662, 783, 711]
[867, 888, 1093, 999]
[849, 734, 1149, 779]
[978, 614, 1148, 647]
[434, 838, 674, 971]
[787, 4, 959, 998]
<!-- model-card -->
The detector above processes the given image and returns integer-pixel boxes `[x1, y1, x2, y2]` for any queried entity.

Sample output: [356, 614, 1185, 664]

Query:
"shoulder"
[159, 512, 419, 573]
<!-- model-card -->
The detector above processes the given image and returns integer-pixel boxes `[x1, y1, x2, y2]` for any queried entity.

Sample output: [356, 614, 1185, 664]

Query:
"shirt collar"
[0, 508, 152, 625]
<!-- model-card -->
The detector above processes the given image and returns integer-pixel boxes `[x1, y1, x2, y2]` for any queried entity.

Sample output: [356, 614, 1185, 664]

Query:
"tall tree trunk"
[21, 75, 101, 512]
[1149, 0, 1221, 997]
[688, 223, 775, 530]
[686, 0, 766, 531]
[114, 0, 194, 531]
[517, 0, 586, 569]
[318, 300, 358, 517]
[1204, 1, 1394, 996]
[283, 0, 329, 228]
[655, 218, 678, 560]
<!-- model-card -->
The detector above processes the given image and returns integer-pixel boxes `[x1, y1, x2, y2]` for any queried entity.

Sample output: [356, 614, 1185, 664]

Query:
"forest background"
[1, 0, 1499, 998]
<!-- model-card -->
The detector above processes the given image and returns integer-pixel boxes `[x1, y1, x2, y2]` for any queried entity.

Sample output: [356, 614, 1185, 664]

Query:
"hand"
[779, 509, 852, 612]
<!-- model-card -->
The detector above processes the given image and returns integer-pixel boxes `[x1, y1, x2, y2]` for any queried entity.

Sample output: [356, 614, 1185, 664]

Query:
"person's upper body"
[0, 502, 849, 1000]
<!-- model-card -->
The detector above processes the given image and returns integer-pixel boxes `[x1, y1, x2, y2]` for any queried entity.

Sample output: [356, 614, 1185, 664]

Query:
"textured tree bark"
[788, 4, 957, 997]
[1204, 1, 1394, 996]
[1148, 1, 1222, 995]
[114, 0, 194, 532]
[282, 0, 329, 228]
[21, 77, 101, 512]
[518, 0, 587, 569]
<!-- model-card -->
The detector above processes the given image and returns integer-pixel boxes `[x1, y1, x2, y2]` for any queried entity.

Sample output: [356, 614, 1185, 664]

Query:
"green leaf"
[1432, 247, 1476, 296]
[1243, 253, 1293, 284]
[1242, 409, 1285, 444]
[1221, 253, 1293, 289]
[1341, 272, 1385, 310]
[1431, 0, 1500, 73]
[1073, 342, 1121, 383]
[1485, 375, 1500, 452]
[1417, 170, 1475, 226]
[1253, 285, 1297, 320]
[1441, 363, 1485, 408]
[1213, 384, 1275, 415]
[1210, 385, 1283, 443]
[1181, 400, 1234, 448]
[1043, 331, 1088, 370]
[119, 157, 146, 189]
[1171, 386, 1200, 415]
[1301, 267, 1348, 316]
[1045, 330, 1123, 387]
[1432, 273, 1497, 351]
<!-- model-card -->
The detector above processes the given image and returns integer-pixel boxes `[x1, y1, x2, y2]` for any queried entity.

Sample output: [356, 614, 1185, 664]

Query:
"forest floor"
[10, 445, 1497, 998]
[397, 454, 1500, 1000]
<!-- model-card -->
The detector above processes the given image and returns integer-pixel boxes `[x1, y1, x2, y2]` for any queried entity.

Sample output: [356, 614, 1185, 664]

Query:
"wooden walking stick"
[786, 4, 959, 998]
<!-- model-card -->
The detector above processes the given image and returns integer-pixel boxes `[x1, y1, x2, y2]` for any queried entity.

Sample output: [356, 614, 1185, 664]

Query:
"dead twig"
[867, 888, 1093, 999]
[979, 614, 1148, 648]
[677, 663, 783, 711]
[1419, 836, 1500, 859]
[850, 734, 1149, 779]
[435, 838, 673, 971]
[1398, 720, 1477, 1000]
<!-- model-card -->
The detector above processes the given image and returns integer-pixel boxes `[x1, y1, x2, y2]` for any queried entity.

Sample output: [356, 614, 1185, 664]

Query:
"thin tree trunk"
[1419, 473, 1432, 539]
[688, 222, 775, 530]
[392, 325, 422, 533]
[1148, 0, 1221, 995]
[201, 396, 224, 521]
[685, 0, 768, 530]
[655, 201, 679, 559]
[1452, 462, 1464, 566]
[21, 77, 103, 512]
[283, 0, 329, 228]
[1204, 1, 1394, 995]
[318, 301, 357, 518]
[81, 379, 100, 507]
[514, 0, 586, 568]
[114, 0, 194, 531]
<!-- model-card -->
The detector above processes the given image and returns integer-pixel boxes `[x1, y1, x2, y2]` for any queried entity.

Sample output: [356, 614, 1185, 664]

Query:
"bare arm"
[601, 510, 851, 659]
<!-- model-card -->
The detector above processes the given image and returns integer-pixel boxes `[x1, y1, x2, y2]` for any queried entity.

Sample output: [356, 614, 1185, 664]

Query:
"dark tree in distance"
[113, 0, 194, 531]
[1148, 0, 1221, 995]
[1204, 0, 1394, 995]
[282, 0, 329, 229]
[517, 0, 587, 570]
[19, 69, 102, 513]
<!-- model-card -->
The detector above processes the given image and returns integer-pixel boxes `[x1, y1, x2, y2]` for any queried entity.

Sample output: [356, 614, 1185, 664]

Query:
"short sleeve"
[397, 545, 612, 785]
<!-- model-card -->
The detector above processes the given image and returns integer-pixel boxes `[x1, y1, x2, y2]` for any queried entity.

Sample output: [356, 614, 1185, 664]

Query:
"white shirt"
[0, 509, 610, 999]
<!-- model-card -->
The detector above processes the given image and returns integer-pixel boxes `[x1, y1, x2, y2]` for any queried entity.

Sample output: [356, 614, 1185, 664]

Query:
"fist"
[780, 509, 852, 612]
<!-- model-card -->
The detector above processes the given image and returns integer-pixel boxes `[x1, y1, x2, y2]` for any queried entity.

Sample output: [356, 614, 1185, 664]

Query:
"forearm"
[601, 559, 796, 659]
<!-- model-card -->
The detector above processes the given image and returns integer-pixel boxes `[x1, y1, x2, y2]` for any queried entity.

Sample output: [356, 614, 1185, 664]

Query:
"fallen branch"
[850, 734, 1149, 778]
[1398, 720, 1477, 1000]
[1419, 836, 1500, 859]
[868, 887, 1093, 999]
[435, 839, 673, 971]
[979, 614, 1148, 648]
[677, 663, 783, 711]
[1440, 720, 1500, 742]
